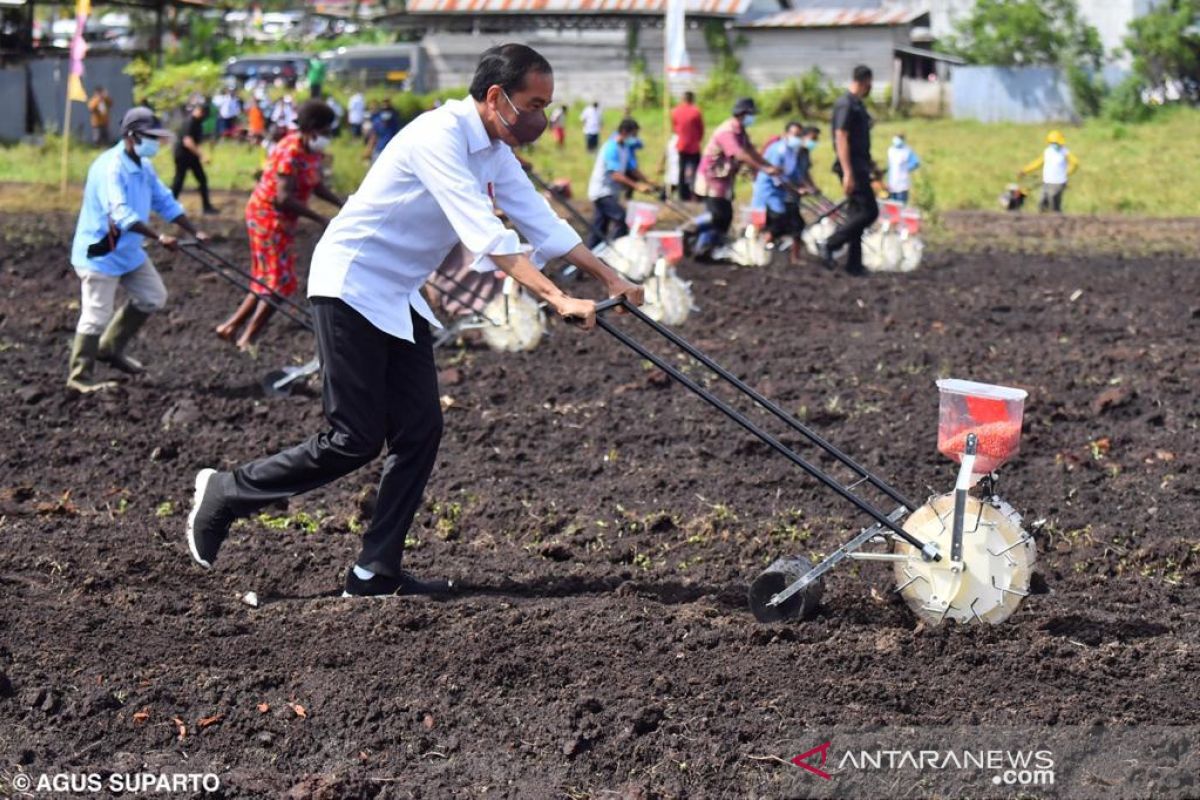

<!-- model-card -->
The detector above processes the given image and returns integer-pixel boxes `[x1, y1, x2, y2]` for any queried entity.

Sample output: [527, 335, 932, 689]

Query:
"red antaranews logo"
[791, 741, 833, 780]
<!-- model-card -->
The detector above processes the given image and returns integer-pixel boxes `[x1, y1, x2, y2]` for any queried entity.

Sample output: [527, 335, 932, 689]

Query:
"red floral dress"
[245, 132, 323, 298]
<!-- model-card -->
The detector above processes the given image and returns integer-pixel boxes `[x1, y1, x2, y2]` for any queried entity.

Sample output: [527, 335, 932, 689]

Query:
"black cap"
[120, 106, 172, 138]
[732, 97, 758, 117]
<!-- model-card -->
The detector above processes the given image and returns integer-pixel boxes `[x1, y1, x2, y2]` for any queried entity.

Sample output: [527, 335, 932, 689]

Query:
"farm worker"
[752, 121, 819, 266]
[87, 86, 112, 146]
[171, 101, 219, 216]
[246, 99, 266, 143]
[67, 107, 208, 393]
[1019, 130, 1079, 213]
[347, 91, 366, 138]
[818, 64, 878, 276]
[216, 90, 242, 139]
[364, 98, 401, 162]
[581, 100, 602, 152]
[550, 104, 567, 147]
[216, 101, 344, 350]
[693, 96, 780, 258]
[307, 56, 327, 98]
[186, 44, 643, 597]
[271, 94, 298, 132]
[670, 90, 704, 201]
[326, 95, 344, 136]
[586, 117, 654, 248]
[885, 133, 920, 204]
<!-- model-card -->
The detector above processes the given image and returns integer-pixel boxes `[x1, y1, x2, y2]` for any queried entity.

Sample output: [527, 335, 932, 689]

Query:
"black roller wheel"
[748, 555, 824, 623]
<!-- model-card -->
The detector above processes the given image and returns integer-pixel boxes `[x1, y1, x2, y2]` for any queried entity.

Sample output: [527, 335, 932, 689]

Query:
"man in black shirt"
[171, 101, 218, 215]
[821, 65, 877, 275]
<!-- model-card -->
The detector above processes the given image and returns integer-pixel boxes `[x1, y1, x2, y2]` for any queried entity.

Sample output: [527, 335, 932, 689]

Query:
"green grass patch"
[4, 105, 1199, 217]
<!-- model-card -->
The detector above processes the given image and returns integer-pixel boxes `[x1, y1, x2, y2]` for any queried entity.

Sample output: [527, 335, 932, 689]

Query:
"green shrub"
[1067, 64, 1106, 117]
[126, 59, 224, 112]
[757, 68, 840, 120]
[1103, 75, 1154, 122]
[626, 58, 662, 110]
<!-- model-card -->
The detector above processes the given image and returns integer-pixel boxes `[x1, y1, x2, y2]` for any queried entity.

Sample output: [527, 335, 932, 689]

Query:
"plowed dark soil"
[1, 211, 1197, 799]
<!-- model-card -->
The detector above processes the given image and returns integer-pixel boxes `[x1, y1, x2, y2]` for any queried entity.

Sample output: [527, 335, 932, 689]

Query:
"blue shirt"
[370, 109, 402, 156]
[71, 144, 184, 276]
[752, 139, 810, 214]
[587, 134, 639, 201]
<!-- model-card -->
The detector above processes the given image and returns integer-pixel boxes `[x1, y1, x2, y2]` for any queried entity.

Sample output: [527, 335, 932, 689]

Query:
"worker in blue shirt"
[364, 99, 402, 162]
[751, 121, 819, 265]
[69, 107, 208, 393]
[585, 117, 654, 248]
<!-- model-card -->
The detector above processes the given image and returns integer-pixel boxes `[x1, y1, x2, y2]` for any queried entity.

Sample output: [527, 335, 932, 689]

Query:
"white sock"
[352, 565, 375, 581]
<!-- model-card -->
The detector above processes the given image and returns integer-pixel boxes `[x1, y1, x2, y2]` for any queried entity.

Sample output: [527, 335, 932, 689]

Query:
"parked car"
[224, 53, 311, 87]
[320, 44, 425, 92]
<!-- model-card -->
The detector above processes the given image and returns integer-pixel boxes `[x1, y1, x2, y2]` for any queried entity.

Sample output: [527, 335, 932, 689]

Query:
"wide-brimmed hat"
[120, 107, 172, 138]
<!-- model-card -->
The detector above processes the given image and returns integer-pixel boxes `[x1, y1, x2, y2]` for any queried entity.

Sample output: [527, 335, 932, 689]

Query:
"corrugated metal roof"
[406, 0, 751, 17]
[739, 6, 927, 28]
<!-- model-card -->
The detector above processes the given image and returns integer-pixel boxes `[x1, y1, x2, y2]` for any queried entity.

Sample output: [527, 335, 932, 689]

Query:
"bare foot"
[215, 323, 237, 342]
[236, 339, 259, 359]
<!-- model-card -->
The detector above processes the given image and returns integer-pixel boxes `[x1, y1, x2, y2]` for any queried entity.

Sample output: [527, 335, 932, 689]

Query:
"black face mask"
[497, 90, 547, 145]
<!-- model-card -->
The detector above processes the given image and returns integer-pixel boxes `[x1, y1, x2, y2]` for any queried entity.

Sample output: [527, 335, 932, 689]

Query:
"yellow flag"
[77, 0, 91, 15]
[67, 73, 87, 102]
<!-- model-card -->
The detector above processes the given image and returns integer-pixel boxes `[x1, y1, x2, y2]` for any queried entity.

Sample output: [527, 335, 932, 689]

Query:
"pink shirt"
[696, 118, 750, 199]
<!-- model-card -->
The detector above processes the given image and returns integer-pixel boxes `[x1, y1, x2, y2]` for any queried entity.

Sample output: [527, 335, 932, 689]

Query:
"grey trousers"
[1040, 183, 1066, 212]
[75, 256, 168, 335]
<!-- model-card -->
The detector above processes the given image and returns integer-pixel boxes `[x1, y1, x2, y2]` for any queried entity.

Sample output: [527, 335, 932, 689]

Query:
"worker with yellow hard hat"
[1018, 130, 1079, 212]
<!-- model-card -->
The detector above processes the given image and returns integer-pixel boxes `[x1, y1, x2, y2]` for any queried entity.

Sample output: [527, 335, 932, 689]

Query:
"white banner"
[665, 0, 694, 88]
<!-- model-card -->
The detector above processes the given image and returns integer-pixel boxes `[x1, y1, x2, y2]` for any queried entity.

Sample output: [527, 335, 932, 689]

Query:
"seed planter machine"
[589, 297, 1036, 625]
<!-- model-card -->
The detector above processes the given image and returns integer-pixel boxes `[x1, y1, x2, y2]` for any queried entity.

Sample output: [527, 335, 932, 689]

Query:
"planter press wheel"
[892, 493, 1035, 625]
[748, 555, 824, 623]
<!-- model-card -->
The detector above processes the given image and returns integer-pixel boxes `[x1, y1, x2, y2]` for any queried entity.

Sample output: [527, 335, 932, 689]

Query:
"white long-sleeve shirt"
[308, 97, 582, 341]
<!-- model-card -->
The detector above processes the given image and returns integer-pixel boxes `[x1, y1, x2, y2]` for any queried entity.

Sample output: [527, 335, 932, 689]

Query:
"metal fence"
[0, 54, 134, 143]
[950, 65, 1079, 124]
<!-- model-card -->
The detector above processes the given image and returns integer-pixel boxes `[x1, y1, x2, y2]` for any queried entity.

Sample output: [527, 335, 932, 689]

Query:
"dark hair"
[804, 125, 821, 137]
[469, 44, 553, 102]
[297, 100, 336, 133]
[785, 119, 803, 133]
[683, 90, 695, 103]
[618, 117, 640, 135]
[852, 65, 873, 82]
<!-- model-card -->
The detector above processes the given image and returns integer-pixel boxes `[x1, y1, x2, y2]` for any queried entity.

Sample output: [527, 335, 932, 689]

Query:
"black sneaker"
[186, 469, 235, 569]
[342, 568, 455, 598]
[203, 206, 221, 216]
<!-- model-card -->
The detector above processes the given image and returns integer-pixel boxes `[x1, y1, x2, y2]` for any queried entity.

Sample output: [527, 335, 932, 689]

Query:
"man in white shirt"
[347, 91, 366, 138]
[217, 91, 242, 139]
[271, 95, 298, 131]
[581, 101, 602, 152]
[186, 44, 643, 598]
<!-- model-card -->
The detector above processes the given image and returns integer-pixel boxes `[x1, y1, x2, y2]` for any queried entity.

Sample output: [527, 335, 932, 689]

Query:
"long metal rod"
[594, 313, 929, 550]
[176, 243, 314, 333]
[528, 169, 613, 245]
[179, 240, 316, 322]
[615, 301, 917, 511]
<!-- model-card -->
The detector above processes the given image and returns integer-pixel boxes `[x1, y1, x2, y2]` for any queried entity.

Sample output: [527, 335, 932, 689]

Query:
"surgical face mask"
[498, 89, 547, 145]
[805, 139, 818, 151]
[627, 136, 644, 150]
[309, 134, 332, 152]
[786, 135, 803, 149]
[742, 113, 756, 127]
[134, 136, 160, 159]
[893, 136, 904, 148]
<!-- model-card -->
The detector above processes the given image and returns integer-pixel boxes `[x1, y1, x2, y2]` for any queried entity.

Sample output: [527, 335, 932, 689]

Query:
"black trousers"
[223, 298, 443, 576]
[677, 152, 700, 201]
[171, 154, 214, 211]
[588, 195, 629, 248]
[825, 175, 879, 272]
[706, 197, 733, 240]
